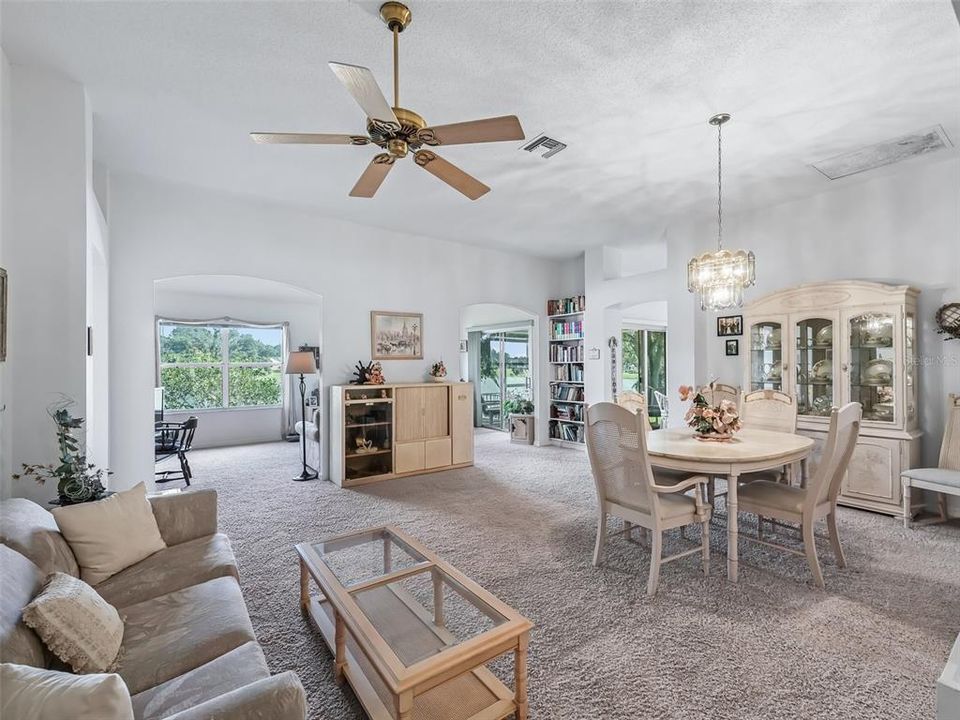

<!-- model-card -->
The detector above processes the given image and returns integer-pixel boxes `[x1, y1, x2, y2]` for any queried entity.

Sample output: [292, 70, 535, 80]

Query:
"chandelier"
[687, 113, 756, 311]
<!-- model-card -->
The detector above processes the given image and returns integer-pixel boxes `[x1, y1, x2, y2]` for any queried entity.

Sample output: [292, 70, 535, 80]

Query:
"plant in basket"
[428, 360, 447, 382]
[679, 385, 742, 441]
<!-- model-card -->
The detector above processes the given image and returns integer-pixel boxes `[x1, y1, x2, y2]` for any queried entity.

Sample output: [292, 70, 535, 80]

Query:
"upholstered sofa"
[0, 489, 307, 720]
[295, 407, 322, 473]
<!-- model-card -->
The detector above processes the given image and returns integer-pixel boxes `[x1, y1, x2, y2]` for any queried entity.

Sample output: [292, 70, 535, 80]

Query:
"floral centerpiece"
[679, 385, 742, 442]
[429, 360, 447, 382]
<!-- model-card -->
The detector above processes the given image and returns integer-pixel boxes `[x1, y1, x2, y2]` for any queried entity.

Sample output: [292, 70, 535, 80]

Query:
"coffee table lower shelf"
[306, 594, 517, 720]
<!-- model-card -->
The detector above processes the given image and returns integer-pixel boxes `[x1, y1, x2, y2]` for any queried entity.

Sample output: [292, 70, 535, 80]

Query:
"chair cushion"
[52, 483, 167, 586]
[0, 499, 80, 578]
[738, 480, 806, 514]
[901, 468, 960, 489]
[652, 468, 693, 485]
[95, 534, 238, 608]
[22, 573, 124, 674]
[0, 663, 134, 720]
[117, 577, 257, 695]
[130, 642, 269, 720]
[658, 492, 704, 521]
[0, 546, 47, 668]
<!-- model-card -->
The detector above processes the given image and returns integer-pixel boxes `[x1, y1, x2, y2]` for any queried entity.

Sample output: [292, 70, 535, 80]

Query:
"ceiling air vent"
[811, 125, 952, 180]
[521, 134, 567, 158]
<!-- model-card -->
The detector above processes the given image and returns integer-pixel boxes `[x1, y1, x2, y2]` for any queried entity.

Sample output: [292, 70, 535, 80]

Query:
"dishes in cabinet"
[867, 402, 894, 422]
[862, 358, 893, 385]
[814, 325, 833, 347]
[858, 318, 893, 347]
[763, 364, 782, 381]
[766, 327, 782, 349]
[811, 359, 832, 382]
[812, 395, 833, 415]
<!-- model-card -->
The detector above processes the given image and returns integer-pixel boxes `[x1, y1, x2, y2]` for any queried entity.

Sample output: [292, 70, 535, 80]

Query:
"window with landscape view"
[158, 321, 284, 411]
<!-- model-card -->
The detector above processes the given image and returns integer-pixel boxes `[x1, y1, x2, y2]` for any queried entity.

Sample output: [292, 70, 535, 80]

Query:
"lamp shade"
[284, 350, 317, 375]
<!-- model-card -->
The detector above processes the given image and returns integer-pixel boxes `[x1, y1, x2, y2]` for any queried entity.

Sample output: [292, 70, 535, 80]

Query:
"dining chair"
[585, 402, 711, 596]
[737, 402, 861, 588]
[740, 389, 799, 484]
[653, 390, 670, 426]
[901, 393, 960, 528]
[699, 382, 740, 407]
[155, 416, 199, 487]
[616, 390, 647, 416]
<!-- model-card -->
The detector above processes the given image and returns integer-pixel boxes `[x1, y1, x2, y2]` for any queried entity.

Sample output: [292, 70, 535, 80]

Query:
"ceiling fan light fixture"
[687, 114, 757, 312]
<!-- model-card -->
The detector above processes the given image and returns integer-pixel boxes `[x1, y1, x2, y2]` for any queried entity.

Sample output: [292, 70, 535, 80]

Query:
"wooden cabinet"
[745, 281, 922, 517]
[332, 382, 474, 487]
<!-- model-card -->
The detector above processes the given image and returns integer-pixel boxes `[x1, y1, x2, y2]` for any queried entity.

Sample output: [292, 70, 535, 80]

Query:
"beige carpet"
[186, 430, 959, 719]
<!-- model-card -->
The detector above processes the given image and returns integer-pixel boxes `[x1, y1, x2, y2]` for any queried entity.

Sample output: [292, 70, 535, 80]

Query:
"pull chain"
[717, 122, 723, 252]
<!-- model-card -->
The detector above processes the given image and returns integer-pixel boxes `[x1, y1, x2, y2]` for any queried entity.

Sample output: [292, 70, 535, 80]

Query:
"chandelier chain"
[717, 121, 722, 252]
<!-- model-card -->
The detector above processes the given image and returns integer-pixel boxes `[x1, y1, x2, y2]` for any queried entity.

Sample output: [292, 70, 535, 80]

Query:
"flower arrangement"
[679, 384, 742, 441]
[351, 360, 386, 385]
[13, 397, 110, 504]
[429, 360, 447, 381]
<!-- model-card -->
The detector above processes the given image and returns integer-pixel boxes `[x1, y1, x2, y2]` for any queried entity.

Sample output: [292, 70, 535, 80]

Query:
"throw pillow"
[52, 482, 166, 585]
[22, 573, 124, 674]
[1, 662, 134, 720]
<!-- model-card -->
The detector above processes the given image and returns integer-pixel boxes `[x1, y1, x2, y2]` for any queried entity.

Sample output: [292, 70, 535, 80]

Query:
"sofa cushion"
[118, 577, 257, 695]
[130, 641, 269, 720]
[1, 498, 80, 578]
[22, 573, 124, 674]
[0, 662, 134, 720]
[0, 545, 47, 668]
[96, 534, 239, 608]
[52, 483, 167, 586]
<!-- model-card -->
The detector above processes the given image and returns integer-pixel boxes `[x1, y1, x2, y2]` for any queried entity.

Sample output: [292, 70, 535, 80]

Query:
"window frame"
[158, 322, 284, 411]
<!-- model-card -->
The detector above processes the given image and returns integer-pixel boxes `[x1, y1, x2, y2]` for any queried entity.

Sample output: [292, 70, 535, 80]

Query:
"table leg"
[515, 632, 529, 720]
[299, 558, 310, 611]
[334, 611, 346, 684]
[432, 568, 445, 628]
[727, 471, 740, 583]
[800, 458, 809, 489]
[396, 691, 413, 720]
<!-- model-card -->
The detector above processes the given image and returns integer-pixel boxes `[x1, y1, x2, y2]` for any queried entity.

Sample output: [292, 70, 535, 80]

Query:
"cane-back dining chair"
[740, 389, 799, 484]
[737, 402, 861, 588]
[901, 393, 960, 528]
[616, 391, 647, 416]
[699, 382, 740, 407]
[585, 402, 711, 596]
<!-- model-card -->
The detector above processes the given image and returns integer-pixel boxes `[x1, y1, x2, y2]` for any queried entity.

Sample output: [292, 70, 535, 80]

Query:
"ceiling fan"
[250, 2, 525, 201]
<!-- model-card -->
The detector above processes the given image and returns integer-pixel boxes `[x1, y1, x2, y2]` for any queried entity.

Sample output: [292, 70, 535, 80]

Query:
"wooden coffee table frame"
[296, 526, 533, 720]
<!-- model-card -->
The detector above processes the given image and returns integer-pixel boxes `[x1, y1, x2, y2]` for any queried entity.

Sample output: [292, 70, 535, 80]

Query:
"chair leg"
[179, 452, 192, 487]
[757, 515, 765, 540]
[826, 511, 846, 569]
[707, 478, 716, 507]
[647, 531, 663, 596]
[938, 493, 949, 522]
[802, 520, 825, 588]
[624, 520, 635, 543]
[701, 521, 710, 576]
[902, 479, 911, 529]
[680, 525, 687, 540]
[592, 512, 607, 567]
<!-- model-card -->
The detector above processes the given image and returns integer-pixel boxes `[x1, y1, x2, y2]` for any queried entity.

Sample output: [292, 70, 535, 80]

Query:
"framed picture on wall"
[725, 339, 739, 356]
[717, 315, 743, 337]
[371, 311, 423, 360]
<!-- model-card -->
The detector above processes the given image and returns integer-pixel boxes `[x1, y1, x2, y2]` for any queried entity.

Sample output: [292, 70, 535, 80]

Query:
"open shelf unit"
[547, 295, 585, 445]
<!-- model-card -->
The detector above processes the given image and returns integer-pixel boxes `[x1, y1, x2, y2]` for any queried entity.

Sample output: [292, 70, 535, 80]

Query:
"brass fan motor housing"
[368, 106, 428, 157]
[380, 2, 412, 32]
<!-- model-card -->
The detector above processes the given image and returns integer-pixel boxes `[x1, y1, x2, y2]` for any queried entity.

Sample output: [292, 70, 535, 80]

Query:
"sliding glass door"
[477, 328, 532, 431]
[621, 326, 667, 427]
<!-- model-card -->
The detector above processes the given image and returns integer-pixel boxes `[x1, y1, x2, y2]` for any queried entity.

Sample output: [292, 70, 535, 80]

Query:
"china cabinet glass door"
[795, 317, 834, 418]
[749, 320, 784, 392]
[848, 312, 895, 423]
[905, 312, 917, 423]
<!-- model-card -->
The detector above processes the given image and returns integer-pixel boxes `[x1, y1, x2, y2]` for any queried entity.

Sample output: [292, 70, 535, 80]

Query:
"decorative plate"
[811, 359, 832, 382]
[862, 358, 893, 385]
[814, 325, 833, 346]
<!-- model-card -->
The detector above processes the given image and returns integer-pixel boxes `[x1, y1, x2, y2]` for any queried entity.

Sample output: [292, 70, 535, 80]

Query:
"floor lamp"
[285, 350, 318, 481]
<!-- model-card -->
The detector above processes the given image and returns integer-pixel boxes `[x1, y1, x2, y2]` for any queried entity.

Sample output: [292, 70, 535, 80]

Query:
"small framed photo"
[458, 339, 468, 353]
[371, 311, 423, 360]
[725, 339, 739, 356]
[717, 315, 743, 337]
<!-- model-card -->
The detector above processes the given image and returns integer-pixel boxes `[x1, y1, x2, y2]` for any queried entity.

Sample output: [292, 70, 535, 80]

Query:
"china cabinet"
[742, 281, 921, 517]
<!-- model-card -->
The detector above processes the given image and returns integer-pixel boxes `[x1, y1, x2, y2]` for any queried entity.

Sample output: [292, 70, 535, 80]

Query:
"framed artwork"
[717, 315, 743, 337]
[458, 339, 468, 353]
[0, 268, 6, 362]
[371, 311, 422, 360]
[725, 339, 739, 356]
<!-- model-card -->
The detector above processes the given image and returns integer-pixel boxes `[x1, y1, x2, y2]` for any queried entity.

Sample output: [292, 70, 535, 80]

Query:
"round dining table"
[646, 428, 815, 582]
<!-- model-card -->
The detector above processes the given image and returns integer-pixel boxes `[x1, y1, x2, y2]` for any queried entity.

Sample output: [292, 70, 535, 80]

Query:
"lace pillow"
[22, 573, 123, 674]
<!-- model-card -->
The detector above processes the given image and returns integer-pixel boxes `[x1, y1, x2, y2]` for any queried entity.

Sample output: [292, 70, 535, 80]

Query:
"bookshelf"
[547, 295, 585, 446]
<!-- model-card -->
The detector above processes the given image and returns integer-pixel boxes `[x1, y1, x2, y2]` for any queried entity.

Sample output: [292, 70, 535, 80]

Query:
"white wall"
[154, 281, 322, 449]
[5, 65, 90, 504]
[86, 184, 109, 468]
[0, 46, 12, 499]
[109, 174, 571, 487]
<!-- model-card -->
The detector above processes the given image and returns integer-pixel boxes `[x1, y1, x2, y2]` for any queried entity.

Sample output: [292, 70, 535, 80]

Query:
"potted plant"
[13, 397, 110, 504]
[428, 360, 447, 382]
[679, 384, 742, 441]
[505, 394, 535, 444]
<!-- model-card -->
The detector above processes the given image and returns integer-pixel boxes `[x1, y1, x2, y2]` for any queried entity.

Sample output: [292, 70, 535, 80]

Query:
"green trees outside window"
[159, 322, 283, 410]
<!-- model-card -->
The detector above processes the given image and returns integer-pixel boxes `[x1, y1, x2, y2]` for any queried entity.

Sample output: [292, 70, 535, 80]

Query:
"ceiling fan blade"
[418, 115, 524, 147]
[250, 132, 369, 145]
[350, 154, 395, 198]
[328, 62, 399, 127]
[414, 151, 490, 200]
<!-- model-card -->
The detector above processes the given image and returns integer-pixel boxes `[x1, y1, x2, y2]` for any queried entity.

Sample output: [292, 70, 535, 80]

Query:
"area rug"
[187, 431, 959, 719]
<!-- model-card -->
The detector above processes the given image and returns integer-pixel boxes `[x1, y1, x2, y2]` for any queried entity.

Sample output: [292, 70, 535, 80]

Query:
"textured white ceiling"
[3, 1, 958, 258]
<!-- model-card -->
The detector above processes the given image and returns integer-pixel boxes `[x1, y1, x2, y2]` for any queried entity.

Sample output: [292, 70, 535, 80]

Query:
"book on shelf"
[551, 385, 584, 402]
[551, 405, 583, 422]
[550, 319, 583, 339]
[552, 364, 584, 382]
[549, 343, 585, 363]
[547, 296, 586, 316]
[549, 421, 584, 443]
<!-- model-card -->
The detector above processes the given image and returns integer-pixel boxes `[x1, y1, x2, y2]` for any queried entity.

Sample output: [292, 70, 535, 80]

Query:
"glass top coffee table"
[296, 526, 533, 720]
